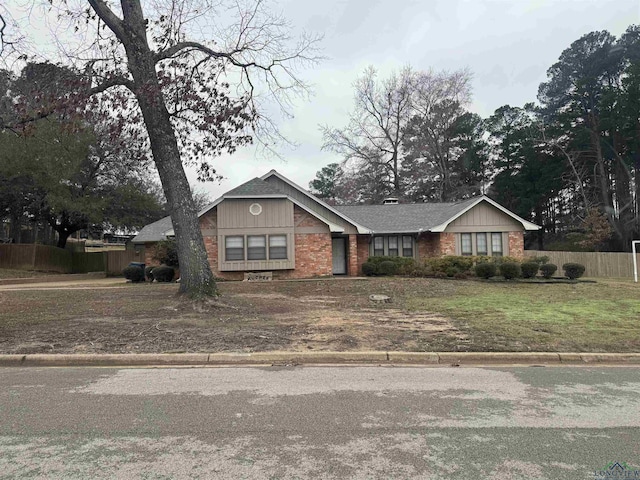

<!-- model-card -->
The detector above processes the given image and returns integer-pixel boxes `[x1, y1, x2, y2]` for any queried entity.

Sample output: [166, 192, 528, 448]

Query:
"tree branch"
[87, 0, 128, 43]
[89, 75, 134, 95]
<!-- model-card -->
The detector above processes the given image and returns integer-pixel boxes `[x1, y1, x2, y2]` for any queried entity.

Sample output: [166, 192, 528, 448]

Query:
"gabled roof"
[223, 177, 287, 198]
[335, 196, 540, 233]
[261, 170, 371, 234]
[195, 176, 345, 233]
[131, 215, 173, 243]
[133, 174, 540, 243]
[430, 196, 540, 232]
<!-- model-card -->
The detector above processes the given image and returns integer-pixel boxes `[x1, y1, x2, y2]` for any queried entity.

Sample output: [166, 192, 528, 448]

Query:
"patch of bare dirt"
[0, 278, 468, 354]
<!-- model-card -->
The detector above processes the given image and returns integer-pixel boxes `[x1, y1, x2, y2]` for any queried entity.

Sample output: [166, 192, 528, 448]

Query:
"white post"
[633, 241, 639, 283]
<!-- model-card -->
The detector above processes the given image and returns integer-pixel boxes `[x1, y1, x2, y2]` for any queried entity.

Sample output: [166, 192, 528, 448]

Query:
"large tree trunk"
[9, 212, 21, 243]
[589, 117, 623, 248]
[119, 0, 217, 298]
[56, 230, 71, 249]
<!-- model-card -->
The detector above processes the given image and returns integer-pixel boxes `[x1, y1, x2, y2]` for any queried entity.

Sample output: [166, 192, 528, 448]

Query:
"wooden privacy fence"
[0, 244, 72, 273]
[0, 244, 144, 275]
[524, 250, 640, 279]
[103, 250, 145, 276]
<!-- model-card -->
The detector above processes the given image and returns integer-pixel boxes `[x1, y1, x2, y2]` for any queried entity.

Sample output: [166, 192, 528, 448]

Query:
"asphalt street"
[1, 366, 639, 479]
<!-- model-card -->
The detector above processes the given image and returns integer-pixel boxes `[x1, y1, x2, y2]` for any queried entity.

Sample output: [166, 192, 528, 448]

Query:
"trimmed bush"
[152, 239, 179, 267]
[540, 263, 557, 279]
[123, 265, 145, 283]
[152, 265, 175, 282]
[520, 262, 539, 279]
[499, 262, 521, 280]
[363, 256, 416, 276]
[445, 266, 459, 277]
[425, 256, 475, 276]
[145, 266, 155, 281]
[378, 260, 398, 276]
[362, 262, 378, 276]
[474, 262, 497, 279]
[528, 255, 550, 265]
[563, 262, 585, 280]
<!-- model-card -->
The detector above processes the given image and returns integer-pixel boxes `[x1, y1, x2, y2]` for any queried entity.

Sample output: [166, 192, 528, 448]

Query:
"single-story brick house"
[132, 170, 540, 279]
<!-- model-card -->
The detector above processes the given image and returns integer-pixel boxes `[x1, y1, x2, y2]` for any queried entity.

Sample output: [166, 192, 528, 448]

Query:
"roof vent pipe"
[383, 197, 399, 205]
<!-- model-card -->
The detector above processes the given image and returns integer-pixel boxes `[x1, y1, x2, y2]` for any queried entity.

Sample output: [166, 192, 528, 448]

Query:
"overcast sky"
[190, 0, 638, 200]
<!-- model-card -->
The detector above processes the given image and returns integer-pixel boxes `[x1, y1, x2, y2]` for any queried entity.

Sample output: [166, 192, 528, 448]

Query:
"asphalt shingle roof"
[132, 216, 173, 243]
[224, 178, 285, 197]
[334, 197, 479, 233]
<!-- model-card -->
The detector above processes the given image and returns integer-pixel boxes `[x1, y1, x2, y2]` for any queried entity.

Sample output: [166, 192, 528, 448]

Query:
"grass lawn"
[404, 278, 640, 352]
[0, 269, 56, 280]
[0, 277, 638, 354]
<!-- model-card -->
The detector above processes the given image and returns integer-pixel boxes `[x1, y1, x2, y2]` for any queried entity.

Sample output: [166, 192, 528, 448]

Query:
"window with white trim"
[461, 233, 473, 256]
[226, 234, 288, 262]
[247, 235, 266, 260]
[225, 236, 244, 261]
[388, 236, 399, 256]
[269, 235, 287, 259]
[373, 237, 384, 256]
[476, 233, 488, 256]
[372, 235, 414, 257]
[402, 236, 413, 257]
[491, 233, 503, 256]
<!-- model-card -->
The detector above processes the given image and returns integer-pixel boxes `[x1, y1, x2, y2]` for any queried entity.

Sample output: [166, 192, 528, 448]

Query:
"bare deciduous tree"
[321, 66, 415, 199]
[4, 0, 321, 297]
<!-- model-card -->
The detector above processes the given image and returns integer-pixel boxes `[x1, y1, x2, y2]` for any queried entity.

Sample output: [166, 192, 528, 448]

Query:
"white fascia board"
[429, 196, 541, 232]
[261, 170, 371, 234]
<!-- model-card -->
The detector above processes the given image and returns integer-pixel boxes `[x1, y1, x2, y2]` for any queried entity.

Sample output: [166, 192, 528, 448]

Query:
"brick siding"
[508, 231, 525, 258]
[440, 232, 456, 256]
[355, 236, 370, 275]
[417, 233, 441, 258]
[212, 205, 333, 280]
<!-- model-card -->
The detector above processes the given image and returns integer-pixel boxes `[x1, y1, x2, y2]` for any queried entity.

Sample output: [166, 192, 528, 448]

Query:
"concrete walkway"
[0, 276, 128, 291]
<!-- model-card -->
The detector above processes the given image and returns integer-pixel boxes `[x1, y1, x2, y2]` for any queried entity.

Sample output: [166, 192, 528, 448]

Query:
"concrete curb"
[1, 352, 640, 367]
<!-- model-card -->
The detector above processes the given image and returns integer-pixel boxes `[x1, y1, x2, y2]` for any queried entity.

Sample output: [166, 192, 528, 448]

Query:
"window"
[225, 236, 244, 261]
[247, 235, 266, 260]
[402, 236, 413, 257]
[461, 233, 473, 256]
[269, 235, 287, 259]
[492, 233, 503, 256]
[476, 233, 488, 256]
[374, 237, 384, 256]
[388, 236, 399, 256]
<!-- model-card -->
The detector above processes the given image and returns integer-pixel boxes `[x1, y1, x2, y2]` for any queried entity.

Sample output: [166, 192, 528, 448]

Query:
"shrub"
[363, 256, 416, 276]
[144, 266, 155, 281]
[499, 262, 521, 280]
[152, 265, 175, 282]
[152, 239, 179, 267]
[425, 256, 475, 276]
[378, 260, 398, 276]
[362, 262, 378, 276]
[474, 262, 497, 279]
[520, 262, 540, 279]
[445, 266, 459, 277]
[491, 255, 522, 265]
[123, 265, 145, 283]
[539, 263, 557, 279]
[563, 263, 585, 280]
[527, 255, 550, 265]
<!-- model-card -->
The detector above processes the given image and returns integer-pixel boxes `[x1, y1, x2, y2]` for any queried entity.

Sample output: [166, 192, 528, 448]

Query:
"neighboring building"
[132, 170, 540, 279]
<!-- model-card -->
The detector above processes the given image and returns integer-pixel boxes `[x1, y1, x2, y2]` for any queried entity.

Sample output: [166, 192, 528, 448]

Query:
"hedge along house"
[132, 170, 540, 279]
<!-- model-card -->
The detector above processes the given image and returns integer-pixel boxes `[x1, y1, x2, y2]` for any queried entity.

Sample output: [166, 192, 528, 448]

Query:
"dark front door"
[332, 237, 347, 275]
